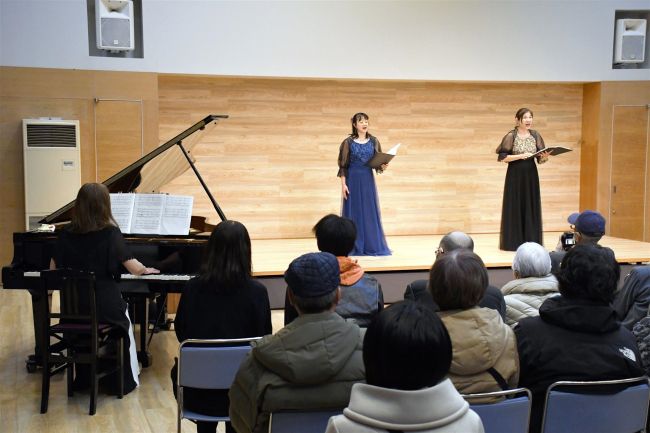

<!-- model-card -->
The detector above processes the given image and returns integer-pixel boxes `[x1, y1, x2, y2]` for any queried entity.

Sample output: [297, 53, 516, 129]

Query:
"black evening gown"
[54, 225, 138, 393]
[499, 157, 543, 251]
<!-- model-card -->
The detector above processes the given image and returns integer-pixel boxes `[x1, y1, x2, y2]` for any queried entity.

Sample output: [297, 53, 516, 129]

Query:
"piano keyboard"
[24, 271, 193, 281]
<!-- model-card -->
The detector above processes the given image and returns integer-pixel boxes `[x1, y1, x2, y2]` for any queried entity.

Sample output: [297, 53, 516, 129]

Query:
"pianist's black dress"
[54, 224, 138, 393]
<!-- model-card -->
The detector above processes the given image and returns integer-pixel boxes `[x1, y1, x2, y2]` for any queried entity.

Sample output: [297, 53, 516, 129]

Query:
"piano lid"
[40, 114, 228, 225]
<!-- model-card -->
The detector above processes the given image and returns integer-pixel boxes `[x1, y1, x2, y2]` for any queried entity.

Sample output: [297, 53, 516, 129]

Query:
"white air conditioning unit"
[614, 19, 647, 63]
[96, 0, 135, 51]
[23, 119, 81, 230]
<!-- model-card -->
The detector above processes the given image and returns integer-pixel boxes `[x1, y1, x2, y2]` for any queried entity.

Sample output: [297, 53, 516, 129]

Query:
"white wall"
[2, 0, 649, 81]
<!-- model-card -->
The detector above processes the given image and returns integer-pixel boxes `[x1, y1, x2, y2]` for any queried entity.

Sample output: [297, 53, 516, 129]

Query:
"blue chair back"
[541, 376, 650, 433]
[268, 410, 343, 433]
[465, 388, 531, 433]
[177, 337, 261, 432]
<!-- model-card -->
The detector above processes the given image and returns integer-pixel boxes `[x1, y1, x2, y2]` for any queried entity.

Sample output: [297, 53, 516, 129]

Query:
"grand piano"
[2, 114, 229, 369]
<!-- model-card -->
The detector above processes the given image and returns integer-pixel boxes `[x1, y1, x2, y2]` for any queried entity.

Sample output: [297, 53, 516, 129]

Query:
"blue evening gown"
[341, 139, 391, 256]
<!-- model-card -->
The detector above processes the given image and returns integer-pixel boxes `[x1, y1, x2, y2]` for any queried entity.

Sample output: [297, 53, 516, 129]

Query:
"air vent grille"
[26, 124, 77, 148]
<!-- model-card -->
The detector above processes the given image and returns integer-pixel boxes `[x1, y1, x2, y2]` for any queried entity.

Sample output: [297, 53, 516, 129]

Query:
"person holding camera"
[549, 210, 606, 274]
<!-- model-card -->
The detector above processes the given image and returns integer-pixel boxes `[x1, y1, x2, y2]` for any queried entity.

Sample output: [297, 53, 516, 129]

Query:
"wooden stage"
[250, 232, 650, 308]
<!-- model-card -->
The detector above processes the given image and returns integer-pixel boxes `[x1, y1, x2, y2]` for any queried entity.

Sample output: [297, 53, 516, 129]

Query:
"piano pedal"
[25, 354, 67, 374]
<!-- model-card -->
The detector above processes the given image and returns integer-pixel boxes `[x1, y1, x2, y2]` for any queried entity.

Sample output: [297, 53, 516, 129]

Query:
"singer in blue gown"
[337, 113, 391, 256]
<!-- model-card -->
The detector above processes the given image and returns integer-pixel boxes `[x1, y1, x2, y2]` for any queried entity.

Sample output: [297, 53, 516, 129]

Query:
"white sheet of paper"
[386, 143, 401, 155]
[131, 194, 165, 234]
[110, 193, 135, 233]
[160, 195, 194, 235]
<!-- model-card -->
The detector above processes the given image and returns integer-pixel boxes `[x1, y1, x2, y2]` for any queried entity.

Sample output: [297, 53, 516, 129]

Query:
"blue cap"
[567, 212, 580, 225]
[574, 210, 606, 237]
[284, 252, 340, 298]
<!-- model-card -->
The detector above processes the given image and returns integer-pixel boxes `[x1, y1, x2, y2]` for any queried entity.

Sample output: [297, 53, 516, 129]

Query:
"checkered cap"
[284, 252, 340, 298]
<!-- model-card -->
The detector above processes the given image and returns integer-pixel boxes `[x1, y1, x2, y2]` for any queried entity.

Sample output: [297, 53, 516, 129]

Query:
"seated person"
[326, 301, 484, 433]
[615, 265, 650, 329]
[404, 231, 505, 319]
[516, 244, 643, 433]
[430, 250, 518, 396]
[51, 182, 159, 394]
[501, 242, 559, 326]
[549, 210, 605, 273]
[229, 252, 365, 433]
[284, 214, 384, 327]
[171, 220, 272, 433]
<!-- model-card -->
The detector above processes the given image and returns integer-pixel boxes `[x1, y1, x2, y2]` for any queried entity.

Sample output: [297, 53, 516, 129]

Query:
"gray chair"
[541, 376, 650, 433]
[176, 337, 261, 433]
[463, 387, 532, 433]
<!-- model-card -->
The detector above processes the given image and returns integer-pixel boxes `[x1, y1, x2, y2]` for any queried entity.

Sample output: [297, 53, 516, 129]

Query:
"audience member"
[549, 210, 605, 273]
[404, 231, 506, 319]
[500, 242, 559, 326]
[229, 252, 365, 433]
[171, 220, 272, 433]
[429, 250, 518, 397]
[326, 301, 484, 433]
[284, 214, 384, 326]
[615, 265, 650, 329]
[516, 244, 643, 433]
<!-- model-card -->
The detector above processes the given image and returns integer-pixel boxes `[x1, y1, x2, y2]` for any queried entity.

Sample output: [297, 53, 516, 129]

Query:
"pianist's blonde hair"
[70, 183, 118, 233]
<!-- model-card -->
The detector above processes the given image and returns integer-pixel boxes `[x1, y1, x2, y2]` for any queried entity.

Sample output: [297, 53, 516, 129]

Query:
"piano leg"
[26, 289, 50, 373]
[128, 295, 153, 368]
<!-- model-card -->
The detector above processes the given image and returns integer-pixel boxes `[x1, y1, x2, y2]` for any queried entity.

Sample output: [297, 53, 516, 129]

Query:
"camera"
[560, 232, 576, 251]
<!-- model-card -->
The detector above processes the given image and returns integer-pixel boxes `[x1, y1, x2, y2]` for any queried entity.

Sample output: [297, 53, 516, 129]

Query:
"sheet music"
[386, 143, 401, 155]
[161, 195, 194, 235]
[110, 193, 135, 233]
[131, 194, 165, 234]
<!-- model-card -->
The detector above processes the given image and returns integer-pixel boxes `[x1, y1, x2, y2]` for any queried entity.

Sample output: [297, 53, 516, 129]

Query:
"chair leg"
[89, 361, 97, 416]
[117, 336, 124, 399]
[40, 355, 50, 414]
[67, 349, 74, 397]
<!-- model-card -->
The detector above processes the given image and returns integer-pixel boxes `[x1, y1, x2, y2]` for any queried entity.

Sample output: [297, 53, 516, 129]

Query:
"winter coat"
[439, 307, 519, 398]
[516, 296, 644, 433]
[500, 274, 559, 326]
[325, 380, 484, 433]
[228, 311, 365, 433]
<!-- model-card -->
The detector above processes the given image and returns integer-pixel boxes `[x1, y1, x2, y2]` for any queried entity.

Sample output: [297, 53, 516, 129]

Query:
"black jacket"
[613, 265, 650, 329]
[403, 279, 506, 320]
[172, 277, 272, 417]
[515, 296, 643, 433]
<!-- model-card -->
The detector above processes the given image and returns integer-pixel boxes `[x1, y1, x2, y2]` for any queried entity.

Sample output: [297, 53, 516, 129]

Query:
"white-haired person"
[500, 242, 559, 326]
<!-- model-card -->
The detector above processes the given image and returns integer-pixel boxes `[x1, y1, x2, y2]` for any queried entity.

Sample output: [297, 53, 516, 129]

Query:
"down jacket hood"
[540, 296, 620, 333]
[252, 311, 362, 384]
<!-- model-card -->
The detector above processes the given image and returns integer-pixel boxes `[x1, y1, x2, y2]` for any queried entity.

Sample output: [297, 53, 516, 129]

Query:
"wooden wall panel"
[580, 83, 600, 210]
[0, 67, 158, 268]
[158, 76, 583, 239]
[610, 106, 647, 241]
[95, 100, 143, 182]
[595, 82, 650, 240]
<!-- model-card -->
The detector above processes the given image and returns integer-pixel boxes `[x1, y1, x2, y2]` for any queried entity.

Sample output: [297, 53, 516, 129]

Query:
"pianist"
[50, 183, 159, 394]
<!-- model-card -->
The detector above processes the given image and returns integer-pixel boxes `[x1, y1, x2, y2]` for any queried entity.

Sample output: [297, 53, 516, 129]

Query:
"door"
[610, 105, 649, 241]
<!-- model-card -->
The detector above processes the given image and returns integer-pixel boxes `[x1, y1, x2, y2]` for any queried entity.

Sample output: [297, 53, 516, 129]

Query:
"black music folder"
[367, 143, 401, 168]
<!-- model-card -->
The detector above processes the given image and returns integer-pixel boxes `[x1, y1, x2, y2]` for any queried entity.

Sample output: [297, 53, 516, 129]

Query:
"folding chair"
[541, 376, 650, 433]
[40, 269, 125, 415]
[177, 337, 261, 433]
[463, 388, 532, 433]
[268, 409, 344, 433]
